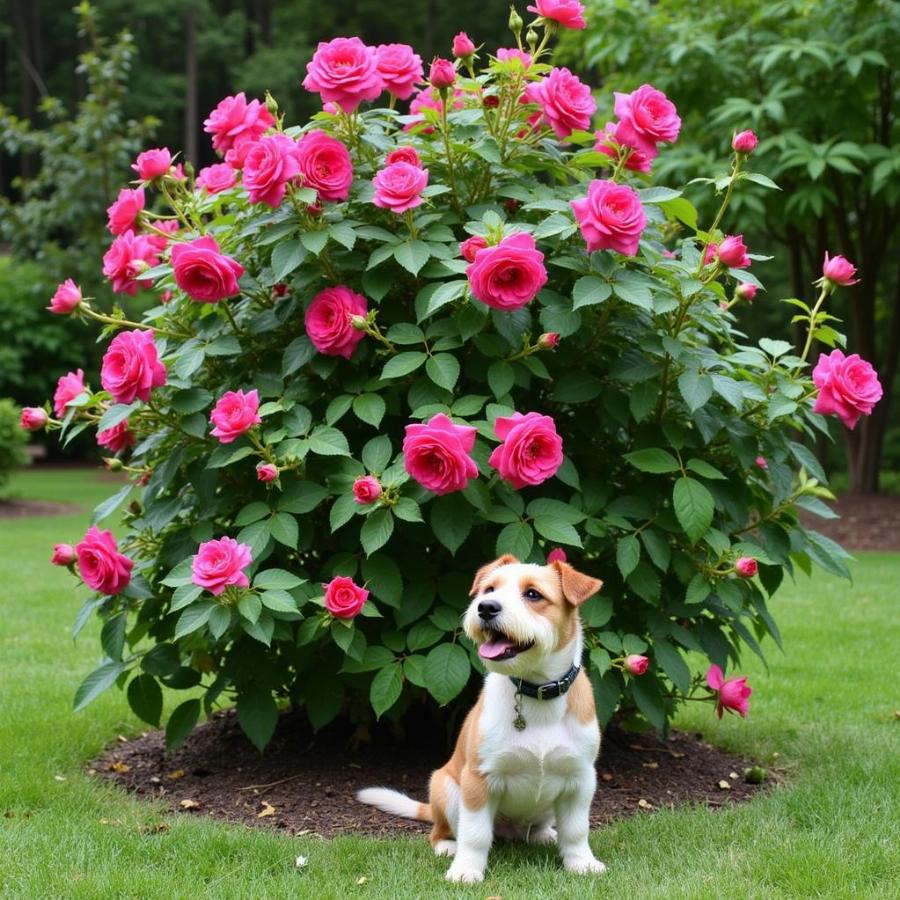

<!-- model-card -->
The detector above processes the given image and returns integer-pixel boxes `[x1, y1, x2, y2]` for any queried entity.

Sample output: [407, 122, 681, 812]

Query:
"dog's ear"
[469, 554, 519, 596]
[551, 560, 603, 607]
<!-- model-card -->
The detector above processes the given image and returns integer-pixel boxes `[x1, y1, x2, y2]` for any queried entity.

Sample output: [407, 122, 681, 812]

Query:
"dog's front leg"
[445, 767, 496, 884]
[554, 768, 606, 876]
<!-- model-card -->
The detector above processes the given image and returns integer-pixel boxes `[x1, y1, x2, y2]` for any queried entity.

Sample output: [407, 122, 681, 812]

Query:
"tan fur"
[469, 554, 519, 596]
[551, 560, 603, 606]
[565, 669, 597, 725]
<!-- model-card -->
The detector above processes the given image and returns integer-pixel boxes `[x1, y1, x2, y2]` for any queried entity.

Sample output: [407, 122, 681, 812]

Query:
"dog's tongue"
[479, 636, 516, 660]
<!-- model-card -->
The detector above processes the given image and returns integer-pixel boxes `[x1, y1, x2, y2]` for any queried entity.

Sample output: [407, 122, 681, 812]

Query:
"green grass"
[1, 469, 898, 899]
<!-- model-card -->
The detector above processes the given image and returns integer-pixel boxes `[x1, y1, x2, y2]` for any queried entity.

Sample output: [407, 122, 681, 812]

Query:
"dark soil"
[0, 498, 80, 518]
[94, 709, 769, 837]
[798, 493, 900, 552]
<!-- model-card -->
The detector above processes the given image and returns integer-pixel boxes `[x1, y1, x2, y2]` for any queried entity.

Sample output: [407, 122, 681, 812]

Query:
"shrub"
[0, 399, 29, 493]
[42, 11, 870, 751]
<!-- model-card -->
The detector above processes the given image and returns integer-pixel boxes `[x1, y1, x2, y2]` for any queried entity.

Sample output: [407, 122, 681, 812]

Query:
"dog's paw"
[564, 855, 607, 876]
[445, 862, 484, 884]
[433, 839, 457, 857]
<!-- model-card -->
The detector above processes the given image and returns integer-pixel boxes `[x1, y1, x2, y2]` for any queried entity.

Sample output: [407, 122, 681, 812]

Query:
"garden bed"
[799, 494, 900, 552]
[94, 709, 769, 837]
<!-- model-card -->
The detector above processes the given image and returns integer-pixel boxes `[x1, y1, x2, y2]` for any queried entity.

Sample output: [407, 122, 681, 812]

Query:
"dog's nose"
[478, 599, 501, 621]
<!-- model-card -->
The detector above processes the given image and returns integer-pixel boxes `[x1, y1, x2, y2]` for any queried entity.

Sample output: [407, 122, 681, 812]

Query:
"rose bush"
[35, 7, 877, 751]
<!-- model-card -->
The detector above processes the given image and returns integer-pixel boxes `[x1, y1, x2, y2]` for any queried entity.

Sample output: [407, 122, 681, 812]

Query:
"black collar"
[509, 663, 581, 700]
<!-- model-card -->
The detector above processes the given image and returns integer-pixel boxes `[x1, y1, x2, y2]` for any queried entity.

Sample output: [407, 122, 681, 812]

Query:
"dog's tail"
[356, 787, 432, 822]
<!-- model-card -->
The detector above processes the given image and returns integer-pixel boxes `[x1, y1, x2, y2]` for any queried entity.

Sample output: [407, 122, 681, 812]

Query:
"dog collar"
[509, 663, 581, 701]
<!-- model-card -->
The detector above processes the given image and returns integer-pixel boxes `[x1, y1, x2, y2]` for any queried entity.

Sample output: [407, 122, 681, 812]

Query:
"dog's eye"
[524, 588, 544, 601]
[483, 585, 495, 594]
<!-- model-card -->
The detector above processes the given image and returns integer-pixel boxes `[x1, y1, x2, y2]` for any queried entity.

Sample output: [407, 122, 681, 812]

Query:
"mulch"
[94, 708, 769, 837]
[798, 493, 900, 552]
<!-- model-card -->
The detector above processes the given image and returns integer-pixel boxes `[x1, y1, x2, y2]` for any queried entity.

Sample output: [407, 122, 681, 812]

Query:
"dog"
[357, 554, 606, 883]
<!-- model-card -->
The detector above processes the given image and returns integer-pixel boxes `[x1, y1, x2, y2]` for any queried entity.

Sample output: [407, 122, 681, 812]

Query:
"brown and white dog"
[357, 554, 606, 883]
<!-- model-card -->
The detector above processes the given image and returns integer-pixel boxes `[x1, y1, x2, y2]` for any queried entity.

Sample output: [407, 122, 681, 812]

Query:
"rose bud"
[353, 475, 383, 505]
[483, 94, 500, 109]
[103, 457, 124, 471]
[731, 130, 759, 155]
[624, 654, 649, 676]
[324, 575, 369, 619]
[755, 456, 768, 470]
[547, 547, 567, 564]
[273, 283, 290, 297]
[138, 470, 152, 486]
[20, 407, 48, 431]
[429, 58, 457, 89]
[452, 32, 476, 59]
[504, 198, 520, 213]
[734, 556, 758, 578]
[707, 664, 752, 718]
[50, 543, 76, 566]
[719, 301, 729, 310]
[256, 462, 279, 483]
[48, 279, 82, 314]
[132, 147, 173, 180]
[538, 332, 560, 349]
[459, 235, 487, 262]
[349, 314, 368, 330]
[822, 252, 859, 287]
[735, 282, 758, 302]
[717, 234, 751, 269]
[308, 202, 324, 217]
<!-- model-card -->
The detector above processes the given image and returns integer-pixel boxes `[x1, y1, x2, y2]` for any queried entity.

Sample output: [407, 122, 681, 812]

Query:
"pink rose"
[538, 332, 560, 349]
[736, 282, 758, 301]
[755, 456, 768, 470]
[594, 121, 656, 174]
[304, 285, 368, 359]
[624, 654, 649, 676]
[132, 147, 173, 180]
[76, 526, 133, 595]
[571, 179, 646, 256]
[192, 537, 252, 596]
[732, 130, 758, 154]
[210, 389, 261, 443]
[303, 37, 384, 114]
[613, 84, 681, 156]
[20, 407, 48, 431]
[717, 234, 751, 269]
[101, 330, 166, 405]
[203, 92, 274, 156]
[702, 242, 718, 266]
[324, 575, 369, 619]
[467, 232, 547, 311]
[524, 68, 596, 140]
[256, 462, 279, 483]
[706, 664, 752, 719]
[405, 86, 465, 133]
[51, 543, 76, 566]
[812, 349, 883, 430]
[353, 475, 382, 505]
[429, 58, 457, 89]
[822, 252, 858, 287]
[386, 146, 421, 167]
[295, 130, 353, 202]
[489, 411, 564, 489]
[546, 547, 567, 564]
[242, 134, 302, 207]
[53, 369, 86, 417]
[106, 187, 145, 236]
[527, 0, 587, 29]
[452, 32, 476, 58]
[145, 219, 180, 254]
[102, 231, 159, 295]
[48, 278, 82, 315]
[459, 235, 487, 262]
[734, 557, 758, 578]
[375, 43, 423, 101]
[372, 161, 429, 213]
[497, 47, 532, 68]
[171, 235, 244, 303]
[196, 163, 238, 194]
[97, 420, 135, 454]
[403, 413, 478, 495]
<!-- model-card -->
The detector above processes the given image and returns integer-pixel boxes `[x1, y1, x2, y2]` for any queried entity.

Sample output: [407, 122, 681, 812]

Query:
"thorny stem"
[696, 154, 744, 276]
[800, 284, 831, 362]
[81, 304, 189, 340]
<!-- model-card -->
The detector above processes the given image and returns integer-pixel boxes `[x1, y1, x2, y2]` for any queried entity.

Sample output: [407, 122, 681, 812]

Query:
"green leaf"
[685, 572, 710, 605]
[353, 393, 386, 427]
[300, 229, 328, 255]
[305, 680, 345, 730]
[533, 517, 582, 547]
[572, 276, 612, 309]
[73, 660, 127, 712]
[487, 360, 515, 398]
[254, 569, 303, 591]
[174, 600, 216, 639]
[308, 426, 350, 456]
[370, 662, 403, 718]
[394, 240, 430, 275]
[208, 605, 232, 639]
[235, 501, 271, 526]
[96, 401, 140, 433]
[278, 481, 328, 514]
[393, 497, 423, 523]
[282, 336, 316, 375]
[420, 279, 467, 319]
[362, 435, 393, 473]
[127, 673, 163, 727]
[624, 448, 681, 474]
[426, 353, 460, 391]
[271, 238, 306, 280]
[91, 483, 134, 526]
[242, 612, 275, 645]
[237, 687, 278, 751]
[630, 677, 667, 732]
[260, 590, 300, 614]
[616, 535, 641, 578]
[165, 698, 201, 751]
[238, 592, 263, 623]
[654, 639, 691, 693]
[496, 521, 534, 558]
[678, 369, 713, 412]
[686, 459, 727, 480]
[141, 643, 181, 677]
[381, 352, 427, 380]
[361, 508, 394, 556]
[673, 477, 715, 544]
[424, 643, 470, 705]
[268, 511, 299, 548]
[431, 493, 474, 555]
[361, 554, 403, 608]
[386, 322, 425, 344]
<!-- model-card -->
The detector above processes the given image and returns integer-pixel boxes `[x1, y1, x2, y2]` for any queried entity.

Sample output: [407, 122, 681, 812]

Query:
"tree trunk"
[184, 7, 199, 168]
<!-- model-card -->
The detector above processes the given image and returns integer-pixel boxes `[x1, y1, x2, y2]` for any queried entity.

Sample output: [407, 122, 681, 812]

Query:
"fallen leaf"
[167, 770, 186, 780]
[672, 752, 685, 758]
[600, 772, 613, 782]
[356, 876, 368, 885]
[637, 798, 653, 809]
[149, 776, 161, 785]
[140, 822, 171, 835]
[642, 762, 659, 769]
[729, 771, 739, 779]
[85, 768, 97, 776]
[295, 828, 311, 836]
[54, 775, 67, 782]
[99, 818, 124, 826]
[718, 780, 731, 790]
[179, 799, 200, 809]
[108, 761, 131, 773]
[257, 801, 276, 819]
[295, 855, 308, 869]
[116, 735, 128, 743]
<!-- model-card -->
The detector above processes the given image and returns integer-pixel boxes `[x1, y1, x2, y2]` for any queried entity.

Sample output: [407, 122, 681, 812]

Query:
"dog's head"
[463, 554, 603, 675]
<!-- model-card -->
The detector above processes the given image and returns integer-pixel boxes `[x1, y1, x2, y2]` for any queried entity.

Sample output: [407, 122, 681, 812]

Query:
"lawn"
[1, 469, 898, 899]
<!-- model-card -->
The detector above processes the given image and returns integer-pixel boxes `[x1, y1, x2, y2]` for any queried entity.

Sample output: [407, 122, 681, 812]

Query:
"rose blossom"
[497, 47, 532, 68]
[97, 420, 135, 454]
[101, 330, 166, 405]
[196, 163, 238, 194]
[736, 282, 758, 301]
[192, 536, 252, 596]
[571, 179, 647, 256]
[405, 86, 465, 133]
[524, 67, 596, 140]
[304, 285, 368, 359]
[242, 134, 302, 207]
[76, 526, 133, 595]
[51, 543, 76, 566]
[613, 84, 681, 156]
[324, 576, 369, 619]
[53, 369, 86, 417]
[303, 37, 383, 113]
[20, 407, 48, 431]
[295, 130, 353, 202]
[210, 389, 261, 444]
[822, 252, 859, 287]
[528, 0, 586, 29]
[429, 58, 457, 89]
[489, 411, 564, 489]
[48, 278, 82, 314]
[732, 130, 758, 154]
[702, 242, 718, 266]
[102, 231, 159, 295]
[171, 235, 244, 302]
[459, 235, 487, 262]
[403, 413, 478, 495]
[717, 234, 751, 269]
[145, 219, 180, 254]
[203, 92, 274, 156]
[256, 462, 279, 483]
[372, 161, 429, 213]
[547, 548, 567, 564]
[812, 349, 883, 430]
[755, 456, 768, 470]
[132, 147, 173, 180]
[374, 43, 423, 100]
[706, 664, 752, 719]
[106, 187, 145, 236]
[467, 232, 547, 311]
[624, 655, 649, 675]
[353, 475, 383, 505]
[594, 121, 655, 174]
[386, 146, 421, 167]
[735, 557, 758, 578]
[452, 32, 476, 58]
